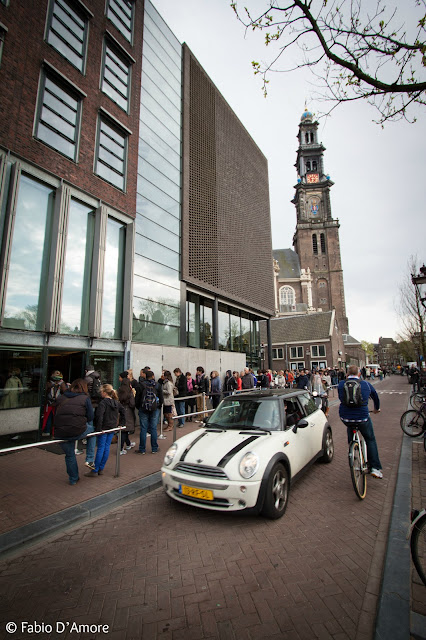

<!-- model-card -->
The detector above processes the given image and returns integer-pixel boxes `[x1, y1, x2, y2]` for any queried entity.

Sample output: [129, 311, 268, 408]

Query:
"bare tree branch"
[231, 0, 426, 123]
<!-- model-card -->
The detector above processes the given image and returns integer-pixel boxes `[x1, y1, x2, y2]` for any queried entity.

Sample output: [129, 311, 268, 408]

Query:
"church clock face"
[307, 173, 319, 183]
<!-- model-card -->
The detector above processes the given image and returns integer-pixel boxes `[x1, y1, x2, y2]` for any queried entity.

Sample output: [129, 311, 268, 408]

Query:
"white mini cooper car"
[161, 389, 334, 519]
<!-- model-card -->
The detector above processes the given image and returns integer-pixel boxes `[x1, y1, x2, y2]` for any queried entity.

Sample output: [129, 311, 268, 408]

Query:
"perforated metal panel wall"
[182, 46, 275, 317]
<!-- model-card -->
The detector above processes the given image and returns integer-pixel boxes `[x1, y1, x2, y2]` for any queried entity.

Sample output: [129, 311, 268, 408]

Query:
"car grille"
[173, 462, 229, 479]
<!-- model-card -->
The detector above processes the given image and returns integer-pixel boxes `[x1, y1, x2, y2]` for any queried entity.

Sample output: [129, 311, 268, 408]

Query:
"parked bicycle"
[348, 426, 368, 499]
[407, 508, 426, 586]
[409, 390, 426, 411]
[400, 397, 426, 437]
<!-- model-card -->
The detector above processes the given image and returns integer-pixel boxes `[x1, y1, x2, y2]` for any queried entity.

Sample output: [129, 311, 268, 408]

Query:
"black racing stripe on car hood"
[179, 431, 209, 462]
[217, 436, 260, 468]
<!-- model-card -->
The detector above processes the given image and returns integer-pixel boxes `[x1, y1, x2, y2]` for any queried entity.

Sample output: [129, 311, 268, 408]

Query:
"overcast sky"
[153, 0, 426, 344]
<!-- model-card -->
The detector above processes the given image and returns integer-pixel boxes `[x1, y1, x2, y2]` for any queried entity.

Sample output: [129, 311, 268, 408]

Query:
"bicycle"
[407, 508, 426, 586]
[400, 401, 426, 437]
[409, 390, 426, 411]
[348, 426, 368, 499]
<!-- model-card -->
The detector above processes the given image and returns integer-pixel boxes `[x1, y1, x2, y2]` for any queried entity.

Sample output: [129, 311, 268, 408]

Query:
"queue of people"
[42, 360, 381, 486]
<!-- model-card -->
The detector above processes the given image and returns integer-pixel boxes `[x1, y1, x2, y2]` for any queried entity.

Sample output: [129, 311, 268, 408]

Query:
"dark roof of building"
[261, 311, 334, 343]
[343, 334, 361, 345]
[273, 248, 301, 279]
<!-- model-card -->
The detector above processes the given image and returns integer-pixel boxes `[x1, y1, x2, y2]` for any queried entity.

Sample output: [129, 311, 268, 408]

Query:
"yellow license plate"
[180, 484, 214, 501]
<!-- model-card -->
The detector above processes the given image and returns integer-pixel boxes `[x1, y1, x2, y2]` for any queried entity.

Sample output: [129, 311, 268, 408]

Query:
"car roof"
[224, 389, 308, 400]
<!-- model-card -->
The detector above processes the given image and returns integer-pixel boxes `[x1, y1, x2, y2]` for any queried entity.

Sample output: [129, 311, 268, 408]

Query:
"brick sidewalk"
[0, 422, 195, 535]
[0, 375, 419, 640]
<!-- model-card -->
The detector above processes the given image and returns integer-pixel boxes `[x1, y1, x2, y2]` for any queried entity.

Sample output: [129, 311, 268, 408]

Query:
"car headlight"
[239, 451, 259, 479]
[164, 443, 178, 466]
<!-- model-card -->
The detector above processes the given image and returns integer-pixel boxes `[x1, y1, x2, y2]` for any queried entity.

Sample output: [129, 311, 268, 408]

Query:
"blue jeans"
[138, 409, 159, 452]
[94, 432, 115, 472]
[345, 417, 382, 470]
[175, 400, 185, 426]
[59, 424, 96, 485]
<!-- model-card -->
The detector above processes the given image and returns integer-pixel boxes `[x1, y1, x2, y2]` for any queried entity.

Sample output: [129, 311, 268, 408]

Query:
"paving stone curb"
[0, 471, 162, 560]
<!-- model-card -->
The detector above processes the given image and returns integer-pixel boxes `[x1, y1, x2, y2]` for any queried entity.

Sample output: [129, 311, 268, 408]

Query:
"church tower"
[292, 108, 349, 333]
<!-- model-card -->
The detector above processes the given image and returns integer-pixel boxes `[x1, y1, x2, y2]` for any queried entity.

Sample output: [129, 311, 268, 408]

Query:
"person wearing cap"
[42, 371, 68, 437]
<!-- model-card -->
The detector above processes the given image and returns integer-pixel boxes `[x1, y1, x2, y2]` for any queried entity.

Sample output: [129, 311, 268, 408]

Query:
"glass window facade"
[60, 199, 95, 335]
[101, 217, 126, 339]
[133, 1, 181, 346]
[3, 175, 55, 331]
[0, 348, 43, 411]
[102, 40, 131, 112]
[46, 0, 88, 73]
[0, 157, 132, 344]
[106, 0, 133, 43]
[35, 72, 82, 161]
[186, 293, 213, 350]
[95, 117, 127, 191]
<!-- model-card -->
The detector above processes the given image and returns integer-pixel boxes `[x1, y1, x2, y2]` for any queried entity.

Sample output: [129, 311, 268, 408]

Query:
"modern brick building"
[0, 0, 274, 436]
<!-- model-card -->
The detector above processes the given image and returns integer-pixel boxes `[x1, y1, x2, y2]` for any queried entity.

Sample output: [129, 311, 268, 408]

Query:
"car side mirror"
[293, 418, 309, 432]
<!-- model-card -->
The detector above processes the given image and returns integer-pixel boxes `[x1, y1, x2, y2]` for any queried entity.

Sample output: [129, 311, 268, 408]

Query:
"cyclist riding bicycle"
[338, 365, 383, 479]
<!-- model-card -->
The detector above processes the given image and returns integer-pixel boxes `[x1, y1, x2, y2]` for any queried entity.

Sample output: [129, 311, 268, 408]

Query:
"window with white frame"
[290, 346, 304, 359]
[279, 285, 295, 307]
[311, 361, 327, 370]
[35, 69, 83, 161]
[290, 362, 305, 371]
[272, 348, 284, 360]
[46, 0, 89, 73]
[95, 115, 128, 190]
[101, 38, 132, 112]
[311, 345, 326, 358]
[106, 0, 134, 43]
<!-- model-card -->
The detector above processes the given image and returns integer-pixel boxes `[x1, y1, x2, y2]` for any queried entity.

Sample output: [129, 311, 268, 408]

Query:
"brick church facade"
[263, 108, 365, 371]
[273, 107, 349, 335]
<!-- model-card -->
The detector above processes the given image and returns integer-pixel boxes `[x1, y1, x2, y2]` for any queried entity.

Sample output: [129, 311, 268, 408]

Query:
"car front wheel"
[261, 463, 289, 519]
[320, 428, 334, 463]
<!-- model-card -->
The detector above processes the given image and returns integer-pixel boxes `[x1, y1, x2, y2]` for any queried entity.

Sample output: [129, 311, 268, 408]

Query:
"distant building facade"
[260, 310, 345, 372]
[0, 0, 274, 435]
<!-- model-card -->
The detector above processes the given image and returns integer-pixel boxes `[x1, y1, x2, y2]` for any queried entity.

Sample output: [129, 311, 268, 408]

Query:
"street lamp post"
[411, 265, 426, 368]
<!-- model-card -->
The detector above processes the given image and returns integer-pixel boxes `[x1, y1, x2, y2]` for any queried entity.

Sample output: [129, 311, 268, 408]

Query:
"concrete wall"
[0, 408, 40, 435]
[131, 344, 246, 383]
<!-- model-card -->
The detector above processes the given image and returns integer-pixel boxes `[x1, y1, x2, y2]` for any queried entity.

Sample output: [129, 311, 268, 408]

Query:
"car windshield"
[208, 397, 281, 431]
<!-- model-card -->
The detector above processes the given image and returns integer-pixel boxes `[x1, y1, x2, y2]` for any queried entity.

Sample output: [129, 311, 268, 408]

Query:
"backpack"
[89, 375, 102, 403]
[142, 381, 158, 412]
[342, 379, 363, 407]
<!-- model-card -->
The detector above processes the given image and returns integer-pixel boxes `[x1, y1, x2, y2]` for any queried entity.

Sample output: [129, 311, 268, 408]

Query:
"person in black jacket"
[134, 371, 163, 454]
[173, 367, 187, 427]
[54, 379, 95, 485]
[86, 384, 125, 477]
[194, 366, 209, 421]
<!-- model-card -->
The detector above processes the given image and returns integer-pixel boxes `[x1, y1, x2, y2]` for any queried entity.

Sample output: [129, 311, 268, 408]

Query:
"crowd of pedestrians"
[45, 361, 388, 486]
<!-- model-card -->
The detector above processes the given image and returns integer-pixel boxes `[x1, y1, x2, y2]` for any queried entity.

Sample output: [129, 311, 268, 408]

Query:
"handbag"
[173, 386, 178, 396]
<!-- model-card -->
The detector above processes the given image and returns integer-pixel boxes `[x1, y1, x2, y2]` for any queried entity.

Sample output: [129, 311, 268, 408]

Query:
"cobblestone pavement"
[0, 376, 419, 640]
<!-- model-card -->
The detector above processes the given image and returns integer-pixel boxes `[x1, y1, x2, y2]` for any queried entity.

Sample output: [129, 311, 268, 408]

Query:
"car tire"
[320, 428, 334, 463]
[261, 462, 289, 519]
